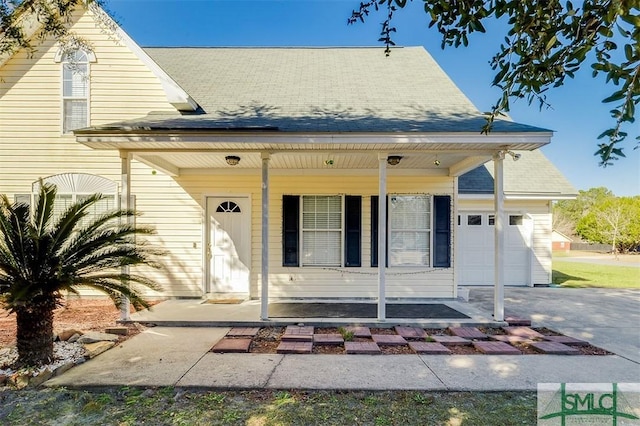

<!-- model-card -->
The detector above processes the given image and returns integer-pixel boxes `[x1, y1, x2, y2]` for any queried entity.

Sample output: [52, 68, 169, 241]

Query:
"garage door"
[457, 212, 531, 286]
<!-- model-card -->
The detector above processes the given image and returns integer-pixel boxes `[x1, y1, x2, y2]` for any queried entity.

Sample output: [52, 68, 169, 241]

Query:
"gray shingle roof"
[123, 46, 550, 134]
[459, 150, 577, 196]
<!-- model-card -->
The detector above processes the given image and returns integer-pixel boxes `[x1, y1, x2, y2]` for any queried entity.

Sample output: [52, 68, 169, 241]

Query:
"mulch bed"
[221, 326, 613, 356]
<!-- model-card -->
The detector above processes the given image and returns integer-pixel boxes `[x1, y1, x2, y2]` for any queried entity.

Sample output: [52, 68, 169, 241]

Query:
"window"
[467, 215, 482, 226]
[33, 173, 118, 223]
[302, 195, 342, 266]
[509, 215, 524, 226]
[372, 195, 450, 268]
[389, 195, 431, 266]
[488, 215, 495, 226]
[282, 195, 361, 267]
[62, 50, 89, 133]
[216, 201, 241, 213]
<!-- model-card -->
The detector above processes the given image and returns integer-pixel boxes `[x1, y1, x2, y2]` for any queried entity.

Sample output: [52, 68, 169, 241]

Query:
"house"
[0, 4, 575, 320]
[552, 231, 574, 252]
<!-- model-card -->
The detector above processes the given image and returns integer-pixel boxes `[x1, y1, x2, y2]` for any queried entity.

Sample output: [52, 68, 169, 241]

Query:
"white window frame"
[388, 194, 432, 267]
[57, 49, 95, 134]
[300, 195, 343, 267]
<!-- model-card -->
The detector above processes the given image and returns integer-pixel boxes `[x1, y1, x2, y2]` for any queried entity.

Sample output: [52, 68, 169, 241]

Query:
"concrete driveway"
[468, 287, 640, 364]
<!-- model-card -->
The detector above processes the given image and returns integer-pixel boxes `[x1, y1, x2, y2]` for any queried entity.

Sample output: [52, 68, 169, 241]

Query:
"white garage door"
[458, 212, 531, 286]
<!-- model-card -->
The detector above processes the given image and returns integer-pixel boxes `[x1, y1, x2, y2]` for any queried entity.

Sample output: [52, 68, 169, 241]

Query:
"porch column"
[260, 152, 271, 320]
[493, 152, 505, 321]
[120, 151, 132, 321]
[377, 153, 387, 321]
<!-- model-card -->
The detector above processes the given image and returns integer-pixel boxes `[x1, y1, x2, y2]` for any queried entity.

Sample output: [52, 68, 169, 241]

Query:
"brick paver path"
[431, 335, 472, 346]
[394, 326, 428, 339]
[504, 314, 532, 326]
[344, 326, 371, 337]
[211, 338, 252, 353]
[502, 326, 544, 339]
[345, 342, 381, 354]
[277, 341, 313, 354]
[282, 326, 314, 341]
[490, 335, 532, 344]
[372, 334, 408, 346]
[473, 341, 522, 355]
[448, 327, 488, 340]
[529, 341, 580, 355]
[313, 334, 344, 345]
[542, 335, 589, 346]
[408, 342, 451, 354]
[227, 327, 261, 337]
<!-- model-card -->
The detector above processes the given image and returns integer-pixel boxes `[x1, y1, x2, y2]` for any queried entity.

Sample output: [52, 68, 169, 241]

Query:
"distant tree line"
[554, 187, 640, 254]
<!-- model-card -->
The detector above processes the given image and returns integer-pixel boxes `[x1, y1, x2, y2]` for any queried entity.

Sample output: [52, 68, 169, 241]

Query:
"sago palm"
[0, 181, 162, 367]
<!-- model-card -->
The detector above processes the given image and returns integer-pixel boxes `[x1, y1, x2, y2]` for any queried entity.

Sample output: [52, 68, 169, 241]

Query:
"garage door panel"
[458, 212, 530, 286]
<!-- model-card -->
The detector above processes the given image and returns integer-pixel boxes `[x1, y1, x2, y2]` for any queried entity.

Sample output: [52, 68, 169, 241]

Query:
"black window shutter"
[282, 195, 299, 267]
[433, 195, 451, 268]
[344, 196, 361, 267]
[370, 196, 388, 267]
[371, 196, 379, 267]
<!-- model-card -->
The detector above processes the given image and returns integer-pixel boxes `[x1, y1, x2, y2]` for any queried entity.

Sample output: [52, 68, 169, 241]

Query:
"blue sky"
[107, 0, 639, 196]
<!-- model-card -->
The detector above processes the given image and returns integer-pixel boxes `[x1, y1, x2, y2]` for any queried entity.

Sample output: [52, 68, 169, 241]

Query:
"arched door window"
[216, 201, 241, 213]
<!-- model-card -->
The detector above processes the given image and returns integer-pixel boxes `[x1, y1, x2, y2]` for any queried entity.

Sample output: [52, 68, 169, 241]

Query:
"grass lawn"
[0, 388, 536, 425]
[552, 260, 640, 288]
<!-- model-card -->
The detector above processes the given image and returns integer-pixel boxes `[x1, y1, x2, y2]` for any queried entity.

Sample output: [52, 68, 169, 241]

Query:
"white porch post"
[120, 151, 132, 321]
[260, 152, 270, 320]
[493, 152, 505, 321]
[377, 153, 387, 321]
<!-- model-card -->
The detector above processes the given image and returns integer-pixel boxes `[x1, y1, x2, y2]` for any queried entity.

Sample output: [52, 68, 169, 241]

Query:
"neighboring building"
[551, 231, 573, 252]
[0, 5, 575, 317]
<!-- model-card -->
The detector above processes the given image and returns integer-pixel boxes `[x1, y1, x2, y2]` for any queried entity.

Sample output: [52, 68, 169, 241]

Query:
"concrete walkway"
[45, 287, 640, 391]
[45, 327, 639, 391]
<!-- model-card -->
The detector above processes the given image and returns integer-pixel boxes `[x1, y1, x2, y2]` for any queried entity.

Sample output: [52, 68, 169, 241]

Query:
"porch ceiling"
[76, 130, 551, 177]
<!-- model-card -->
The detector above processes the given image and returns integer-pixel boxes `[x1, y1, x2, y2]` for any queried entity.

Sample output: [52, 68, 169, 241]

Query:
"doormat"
[203, 298, 246, 304]
[268, 303, 470, 319]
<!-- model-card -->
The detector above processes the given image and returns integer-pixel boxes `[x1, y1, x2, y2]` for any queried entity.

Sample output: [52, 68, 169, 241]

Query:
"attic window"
[61, 50, 90, 133]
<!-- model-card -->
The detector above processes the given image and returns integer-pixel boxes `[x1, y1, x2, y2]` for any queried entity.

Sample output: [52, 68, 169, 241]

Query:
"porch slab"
[448, 327, 488, 340]
[127, 299, 504, 329]
[431, 335, 472, 346]
[372, 334, 408, 346]
[542, 335, 589, 346]
[394, 326, 428, 339]
[345, 342, 381, 354]
[211, 338, 252, 353]
[502, 327, 544, 339]
[473, 341, 522, 355]
[276, 341, 313, 354]
[529, 341, 581, 355]
[408, 342, 451, 354]
[313, 334, 344, 345]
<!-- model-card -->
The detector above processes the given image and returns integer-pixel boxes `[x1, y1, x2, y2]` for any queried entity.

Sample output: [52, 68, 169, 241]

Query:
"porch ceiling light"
[225, 155, 241, 166]
[387, 155, 402, 166]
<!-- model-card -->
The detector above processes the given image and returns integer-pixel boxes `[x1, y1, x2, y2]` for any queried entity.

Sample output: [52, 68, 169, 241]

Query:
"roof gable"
[459, 150, 577, 197]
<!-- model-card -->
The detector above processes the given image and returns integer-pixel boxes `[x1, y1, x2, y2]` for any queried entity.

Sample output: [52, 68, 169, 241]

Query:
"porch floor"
[127, 299, 505, 328]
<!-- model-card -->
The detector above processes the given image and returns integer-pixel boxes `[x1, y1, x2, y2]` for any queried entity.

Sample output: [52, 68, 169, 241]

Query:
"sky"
[106, 0, 639, 196]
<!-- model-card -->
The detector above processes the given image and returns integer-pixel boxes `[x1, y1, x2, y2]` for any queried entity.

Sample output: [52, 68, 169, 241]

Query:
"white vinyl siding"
[62, 51, 89, 133]
[302, 195, 342, 266]
[389, 195, 431, 266]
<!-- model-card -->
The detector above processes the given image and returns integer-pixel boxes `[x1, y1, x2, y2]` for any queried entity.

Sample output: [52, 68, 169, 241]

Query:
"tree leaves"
[349, 0, 640, 166]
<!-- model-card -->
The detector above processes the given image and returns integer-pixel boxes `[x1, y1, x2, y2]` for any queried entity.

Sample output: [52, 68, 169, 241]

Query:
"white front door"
[206, 196, 250, 294]
[458, 212, 531, 286]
